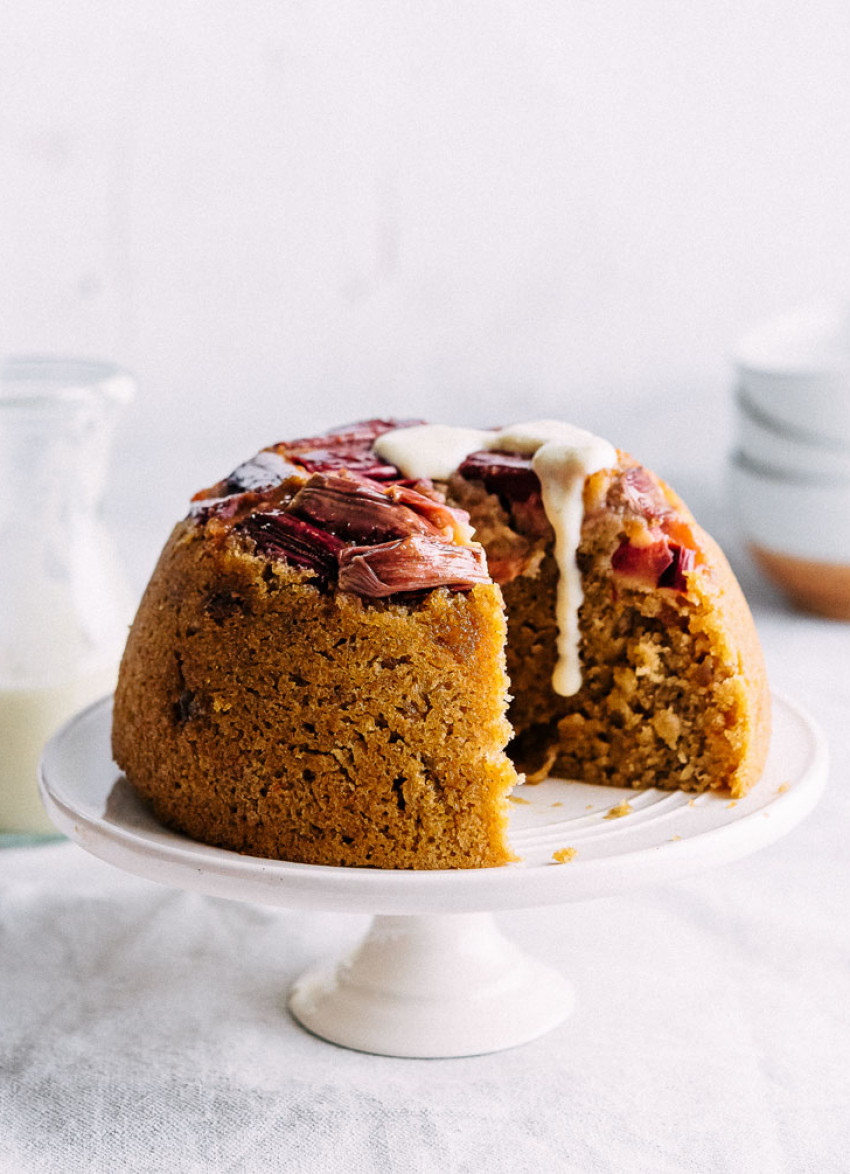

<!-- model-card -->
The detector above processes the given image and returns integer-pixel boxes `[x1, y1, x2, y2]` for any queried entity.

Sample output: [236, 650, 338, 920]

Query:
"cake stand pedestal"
[290, 912, 574, 1056]
[40, 693, 827, 1058]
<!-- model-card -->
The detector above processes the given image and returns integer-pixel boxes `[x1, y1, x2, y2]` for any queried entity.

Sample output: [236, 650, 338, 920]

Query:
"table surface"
[2, 423, 849, 1174]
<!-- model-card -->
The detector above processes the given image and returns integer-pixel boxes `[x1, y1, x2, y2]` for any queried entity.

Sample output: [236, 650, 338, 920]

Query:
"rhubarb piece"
[291, 472, 439, 543]
[458, 451, 540, 502]
[288, 447, 401, 480]
[608, 465, 674, 521]
[279, 418, 423, 480]
[223, 451, 303, 494]
[241, 511, 344, 580]
[657, 544, 694, 592]
[394, 478, 447, 502]
[286, 418, 420, 448]
[388, 485, 473, 544]
[619, 466, 668, 514]
[189, 493, 275, 526]
[338, 536, 489, 597]
[189, 496, 242, 521]
[191, 451, 304, 502]
[506, 491, 550, 538]
[483, 548, 534, 585]
[291, 471, 474, 545]
[611, 534, 674, 585]
[611, 533, 694, 594]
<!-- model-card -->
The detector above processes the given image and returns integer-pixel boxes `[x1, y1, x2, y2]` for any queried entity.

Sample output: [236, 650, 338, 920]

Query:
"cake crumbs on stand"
[604, 800, 633, 820]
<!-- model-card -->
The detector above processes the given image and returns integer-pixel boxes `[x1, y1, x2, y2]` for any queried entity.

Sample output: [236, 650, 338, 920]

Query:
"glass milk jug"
[0, 357, 135, 835]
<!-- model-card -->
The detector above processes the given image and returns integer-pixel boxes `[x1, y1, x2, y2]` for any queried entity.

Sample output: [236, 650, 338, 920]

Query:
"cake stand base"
[288, 912, 574, 1058]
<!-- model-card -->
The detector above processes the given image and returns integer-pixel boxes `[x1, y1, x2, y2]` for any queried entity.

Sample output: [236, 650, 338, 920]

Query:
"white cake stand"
[39, 693, 827, 1058]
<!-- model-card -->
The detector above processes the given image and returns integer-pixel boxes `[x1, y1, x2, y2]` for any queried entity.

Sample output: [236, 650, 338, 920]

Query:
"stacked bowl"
[729, 303, 850, 619]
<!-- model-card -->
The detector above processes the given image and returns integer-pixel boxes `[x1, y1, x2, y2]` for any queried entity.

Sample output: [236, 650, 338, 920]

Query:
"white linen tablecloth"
[2, 483, 849, 1173]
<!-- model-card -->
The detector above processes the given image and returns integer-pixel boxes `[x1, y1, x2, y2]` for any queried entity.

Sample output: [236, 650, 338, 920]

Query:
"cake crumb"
[604, 801, 633, 820]
[726, 800, 738, 809]
[551, 801, 563, 808]
[524, 746, 559, 784]
[552, 847, 577, 863]
[509, 795, 531, 805]
[688, 798, 697, 807]
[671, 834, 682, 841]
[585, 804, 594, 811]
[777, 783, 790, 794]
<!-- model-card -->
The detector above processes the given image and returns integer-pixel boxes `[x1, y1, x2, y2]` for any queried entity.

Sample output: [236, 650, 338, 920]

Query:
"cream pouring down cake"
[112, 418, 770, 868]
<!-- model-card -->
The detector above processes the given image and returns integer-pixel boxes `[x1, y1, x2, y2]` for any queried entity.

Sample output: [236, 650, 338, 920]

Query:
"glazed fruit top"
[189, 418, 697, 602]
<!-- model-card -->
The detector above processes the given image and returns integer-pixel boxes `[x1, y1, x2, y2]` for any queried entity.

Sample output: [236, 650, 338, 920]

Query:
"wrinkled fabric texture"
[1, 548, 849, 1173]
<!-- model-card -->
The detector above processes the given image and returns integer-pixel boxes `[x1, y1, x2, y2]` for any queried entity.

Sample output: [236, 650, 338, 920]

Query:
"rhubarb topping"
[613, 466, 673, 519]
[290, 472, 434, 542]
[386, 482, 474, 544]
[227, 455, 486, 599]
[278, 418, 423, 481]
[611, 533, 675, 583]
[457, 451, 541, 502]
[286, 447, 401, 480]
[196, 419, 698, 621]
[612, 531, 694, 593]
[223, 450, 303, 495]
[657, 544, 694, 592]
[338, 537, 489, 598]
[240, 512, 344, 581]
[289, 471, 472, 545]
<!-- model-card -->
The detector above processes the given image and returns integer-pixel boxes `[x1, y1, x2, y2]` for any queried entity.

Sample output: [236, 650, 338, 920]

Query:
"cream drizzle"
[374, 424, 497, 480]
[373, 419, 616, 695]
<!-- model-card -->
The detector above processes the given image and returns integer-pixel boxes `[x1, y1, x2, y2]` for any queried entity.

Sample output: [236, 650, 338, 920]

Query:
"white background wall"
[3, 1, 850, 587]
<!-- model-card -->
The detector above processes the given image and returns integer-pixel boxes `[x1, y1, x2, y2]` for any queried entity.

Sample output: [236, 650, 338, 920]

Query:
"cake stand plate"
[39, 693, 827, 1058]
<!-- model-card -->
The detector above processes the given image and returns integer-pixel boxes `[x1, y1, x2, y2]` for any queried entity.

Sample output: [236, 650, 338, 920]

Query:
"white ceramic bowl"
[730, 303, 850, 618]
[728, 453, 850, 564]
[736, 400, 850, 483]
[735, 302, 850, 446]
